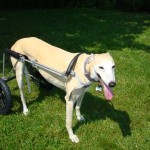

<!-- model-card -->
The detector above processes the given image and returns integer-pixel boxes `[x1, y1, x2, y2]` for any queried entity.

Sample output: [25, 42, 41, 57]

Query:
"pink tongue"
[103, 83, 114, 100]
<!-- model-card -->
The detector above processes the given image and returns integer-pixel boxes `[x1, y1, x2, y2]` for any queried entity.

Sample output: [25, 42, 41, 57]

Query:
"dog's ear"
[107, 52, 111, 56]
[90, 53, 95, 61]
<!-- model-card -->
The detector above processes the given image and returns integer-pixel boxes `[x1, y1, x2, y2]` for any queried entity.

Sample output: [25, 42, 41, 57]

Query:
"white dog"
[10, 37, 116, 143]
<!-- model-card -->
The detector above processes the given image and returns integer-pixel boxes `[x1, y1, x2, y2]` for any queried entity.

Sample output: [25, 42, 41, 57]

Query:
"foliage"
[0, 0, 149, 12]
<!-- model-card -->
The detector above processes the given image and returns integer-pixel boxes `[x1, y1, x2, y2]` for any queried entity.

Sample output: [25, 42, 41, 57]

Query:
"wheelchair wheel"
[0, 78, 12, 114]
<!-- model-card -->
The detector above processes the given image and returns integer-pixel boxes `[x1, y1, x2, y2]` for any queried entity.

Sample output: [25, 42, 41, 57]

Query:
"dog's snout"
[109, 81, 116, 88]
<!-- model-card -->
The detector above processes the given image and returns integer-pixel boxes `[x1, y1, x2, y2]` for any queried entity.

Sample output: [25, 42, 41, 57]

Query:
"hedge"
[0, 0, 149, 12]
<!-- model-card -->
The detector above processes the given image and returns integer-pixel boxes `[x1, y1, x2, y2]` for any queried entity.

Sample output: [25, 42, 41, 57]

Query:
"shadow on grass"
[0, 9, 149, 79]
[0, 9, 149, 56]
[11, 85, 131, 137]
[10, 84, 65, 113]
[34, 87, 132, 137]
[75, 92, 131, 137]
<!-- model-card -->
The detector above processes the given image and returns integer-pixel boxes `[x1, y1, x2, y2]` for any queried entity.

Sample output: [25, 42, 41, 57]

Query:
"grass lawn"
[0, 8, 150, 150]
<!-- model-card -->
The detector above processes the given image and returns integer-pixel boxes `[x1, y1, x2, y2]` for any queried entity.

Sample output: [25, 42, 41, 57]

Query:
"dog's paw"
[77, 115, 85, 122]
[23, 109, 29, 116]
[69, 134, 79, 143]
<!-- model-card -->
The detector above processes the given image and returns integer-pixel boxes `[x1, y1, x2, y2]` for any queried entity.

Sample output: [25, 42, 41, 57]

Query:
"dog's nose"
[109, 81, 116, 88]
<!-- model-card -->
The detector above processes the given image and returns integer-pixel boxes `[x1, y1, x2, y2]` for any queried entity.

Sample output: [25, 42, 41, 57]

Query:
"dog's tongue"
[102, 82, 113, 100]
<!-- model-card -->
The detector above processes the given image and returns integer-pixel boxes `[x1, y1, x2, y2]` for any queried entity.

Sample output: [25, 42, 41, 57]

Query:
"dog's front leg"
[76, 93, 85, 122]
[65, 96, 79, 143]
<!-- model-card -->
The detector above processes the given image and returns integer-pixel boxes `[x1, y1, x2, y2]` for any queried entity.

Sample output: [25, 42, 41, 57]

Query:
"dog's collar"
[84, 54, 95, 82]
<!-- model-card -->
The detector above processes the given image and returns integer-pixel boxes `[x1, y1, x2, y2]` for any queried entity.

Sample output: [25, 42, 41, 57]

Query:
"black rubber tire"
[0, 78, 12, 114]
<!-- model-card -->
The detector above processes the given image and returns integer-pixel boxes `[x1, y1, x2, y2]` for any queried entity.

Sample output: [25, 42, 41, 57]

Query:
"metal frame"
[2, 53, 71, 83]
[0, 51, 84, 115]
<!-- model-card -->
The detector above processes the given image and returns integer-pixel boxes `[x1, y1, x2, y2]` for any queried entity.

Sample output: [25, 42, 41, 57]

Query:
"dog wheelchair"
[0, 49, 82, 114]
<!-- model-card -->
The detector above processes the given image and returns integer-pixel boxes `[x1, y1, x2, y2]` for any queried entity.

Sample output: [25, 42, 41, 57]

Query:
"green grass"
[0, 8, 150, 150]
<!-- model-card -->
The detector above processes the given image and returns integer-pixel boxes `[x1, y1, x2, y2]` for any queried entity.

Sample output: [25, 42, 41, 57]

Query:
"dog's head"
[89, 53, 116, 100]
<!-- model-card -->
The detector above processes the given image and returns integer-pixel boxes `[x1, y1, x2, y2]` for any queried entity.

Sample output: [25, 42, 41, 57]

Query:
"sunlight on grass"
[65, 32, 79, 38]
[134, 27, 150, 47]
[81, 42, 105, 53]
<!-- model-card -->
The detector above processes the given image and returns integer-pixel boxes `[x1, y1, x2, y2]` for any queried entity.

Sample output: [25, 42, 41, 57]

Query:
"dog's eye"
[99, 66, 104, 69]
[112, 65, 115, 69]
